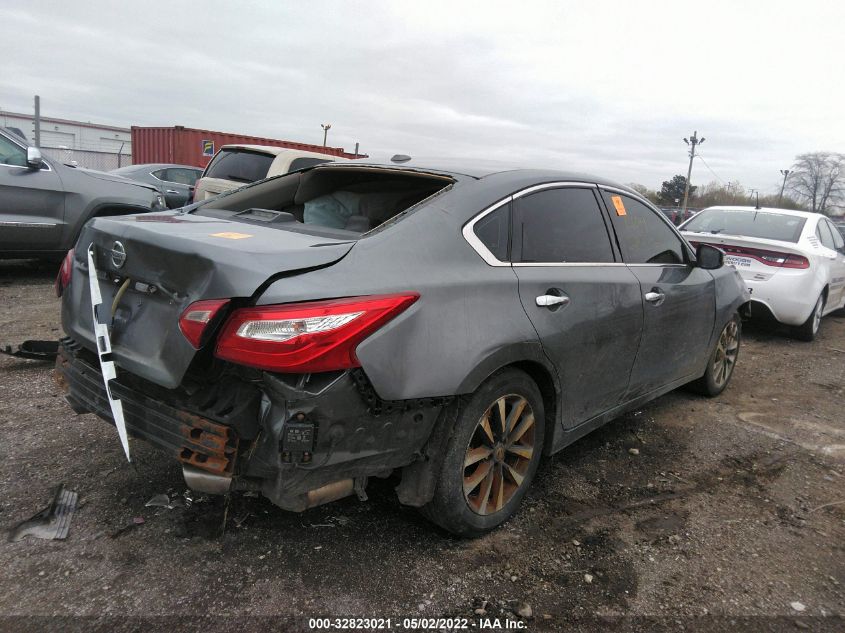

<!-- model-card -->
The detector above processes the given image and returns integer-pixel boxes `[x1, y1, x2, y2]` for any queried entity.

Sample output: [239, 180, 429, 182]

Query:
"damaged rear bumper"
[54, 338, 446, 511]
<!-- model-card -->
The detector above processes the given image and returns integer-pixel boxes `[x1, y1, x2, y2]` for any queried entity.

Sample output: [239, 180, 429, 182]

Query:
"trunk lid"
[62, 211, 354, 388]
[682, 232, 810, 282]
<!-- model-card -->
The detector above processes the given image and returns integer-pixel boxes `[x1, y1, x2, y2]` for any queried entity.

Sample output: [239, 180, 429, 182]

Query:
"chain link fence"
[41, 146, 132, 171]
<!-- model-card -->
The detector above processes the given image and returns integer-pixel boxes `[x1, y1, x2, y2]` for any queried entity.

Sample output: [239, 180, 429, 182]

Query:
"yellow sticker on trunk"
[611, 195, 627, 216]
[210, 232, 253, 240]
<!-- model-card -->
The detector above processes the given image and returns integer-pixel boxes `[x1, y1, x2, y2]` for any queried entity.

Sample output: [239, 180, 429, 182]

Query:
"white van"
[193, 145, 347, 201]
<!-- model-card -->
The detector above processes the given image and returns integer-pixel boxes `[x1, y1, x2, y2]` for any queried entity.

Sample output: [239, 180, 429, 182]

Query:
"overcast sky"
[3, 1, 843, 193]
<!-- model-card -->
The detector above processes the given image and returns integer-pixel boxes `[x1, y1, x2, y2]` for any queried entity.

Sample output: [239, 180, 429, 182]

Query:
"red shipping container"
[131, 125, 362, 167]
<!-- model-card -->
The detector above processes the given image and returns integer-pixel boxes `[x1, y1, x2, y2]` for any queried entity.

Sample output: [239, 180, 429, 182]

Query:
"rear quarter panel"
[256, 189, 546, 401]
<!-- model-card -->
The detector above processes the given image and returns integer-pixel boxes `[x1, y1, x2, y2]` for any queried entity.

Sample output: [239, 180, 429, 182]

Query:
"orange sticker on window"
[210, 232, 253, 240]
[611, 195, 627, 216]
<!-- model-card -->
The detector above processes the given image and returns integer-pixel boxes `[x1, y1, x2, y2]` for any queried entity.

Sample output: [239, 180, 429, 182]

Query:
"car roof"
[218, 144, 342, 159]
[319, 158, 639, 191]
[698, 205, 821, 220]
[115, 163, 201, 172]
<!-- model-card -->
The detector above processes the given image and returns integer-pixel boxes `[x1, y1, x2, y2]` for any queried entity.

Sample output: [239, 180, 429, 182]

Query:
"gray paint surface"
[0, 128, 162, 256]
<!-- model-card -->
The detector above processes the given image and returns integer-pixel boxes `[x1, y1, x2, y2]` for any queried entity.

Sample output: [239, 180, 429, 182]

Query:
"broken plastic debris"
[110, 516, 145, 538]
[9, 485, 78, 542]
[0, 340, 59, 361]
[145, 493, 184, 510]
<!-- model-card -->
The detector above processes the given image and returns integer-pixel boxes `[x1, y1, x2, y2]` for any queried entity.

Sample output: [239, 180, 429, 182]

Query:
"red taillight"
[55, 248, 74, 297]
[215, 293, 420, 373]
[178, 299, 230, 348]
[691, 242, 810, 269]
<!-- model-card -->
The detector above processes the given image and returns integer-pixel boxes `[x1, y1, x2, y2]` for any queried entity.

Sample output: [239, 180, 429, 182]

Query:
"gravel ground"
[0, 259, 843, 633]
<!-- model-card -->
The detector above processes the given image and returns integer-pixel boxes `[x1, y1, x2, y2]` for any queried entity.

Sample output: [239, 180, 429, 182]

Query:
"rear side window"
[204, 150, 274, 183]
[817, 220, 836, 249]
[828, 221, 845, 250]
[515, 188, 615, 263]
[474, 203, 510, 261]
[289, 157, 332, 172]
[601, 192, 685, 264]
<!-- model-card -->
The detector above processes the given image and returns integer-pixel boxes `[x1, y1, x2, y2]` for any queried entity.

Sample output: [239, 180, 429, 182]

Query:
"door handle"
[166, 189, 180, 194]
[644, 290, 666, 305]
[536, 294, 570, 307]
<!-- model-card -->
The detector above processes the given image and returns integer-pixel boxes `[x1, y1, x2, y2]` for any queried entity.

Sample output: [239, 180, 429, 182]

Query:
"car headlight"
[152, 192, 166, 210]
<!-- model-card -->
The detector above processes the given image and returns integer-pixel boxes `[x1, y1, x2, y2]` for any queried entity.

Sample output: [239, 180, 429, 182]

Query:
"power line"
[695, 152, 725, 185]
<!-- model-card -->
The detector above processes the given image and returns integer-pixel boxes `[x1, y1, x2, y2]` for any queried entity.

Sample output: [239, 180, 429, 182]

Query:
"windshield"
[682, 208, 806, 243]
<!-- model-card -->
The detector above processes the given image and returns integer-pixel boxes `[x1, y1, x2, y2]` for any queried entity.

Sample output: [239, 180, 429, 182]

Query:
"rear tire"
[690, 314, 741, 397]
[792, 293, 825, 342]
[420, 368, 544, 537]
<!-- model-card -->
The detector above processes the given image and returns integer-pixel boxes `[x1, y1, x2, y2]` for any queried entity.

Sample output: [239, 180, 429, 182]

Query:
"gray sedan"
[111, 164, 202, 209]
[56, 160, 748, 536]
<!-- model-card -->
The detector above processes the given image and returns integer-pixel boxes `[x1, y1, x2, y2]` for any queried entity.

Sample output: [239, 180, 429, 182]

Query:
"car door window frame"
[0, 131, 52, 172]
[598, 185, 695, 267]
[462, 181, 626, 267]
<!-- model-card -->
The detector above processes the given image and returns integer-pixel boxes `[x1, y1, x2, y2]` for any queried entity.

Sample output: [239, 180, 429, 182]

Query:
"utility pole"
[321, 123, 332, 147]
[33, 95, 41, 148]
[681, 131, 704, 223]
[778, 169, 790, 206]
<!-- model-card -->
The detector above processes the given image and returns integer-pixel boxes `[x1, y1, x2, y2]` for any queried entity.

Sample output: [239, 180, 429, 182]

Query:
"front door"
[511, 185, 644, 427]
[0, 134, 65, 251]
[598, 189, 715, 398]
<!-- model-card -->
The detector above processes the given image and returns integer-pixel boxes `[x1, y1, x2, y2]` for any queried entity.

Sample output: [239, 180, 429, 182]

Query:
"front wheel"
[690, 314, 741, 397]
[420, 368, 544, 537]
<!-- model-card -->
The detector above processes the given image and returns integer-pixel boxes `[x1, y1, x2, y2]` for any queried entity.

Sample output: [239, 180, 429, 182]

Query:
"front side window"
[602, 191, 685, 264]
[204, 150, 275, 183]
[515, 187, 615, 263]
[0, 135, 27, 167]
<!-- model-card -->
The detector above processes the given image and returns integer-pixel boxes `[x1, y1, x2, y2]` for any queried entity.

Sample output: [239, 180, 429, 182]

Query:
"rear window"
[682, 209, 806, 243]
[204, 149, 275, 183]
[197, 167, 455, 237]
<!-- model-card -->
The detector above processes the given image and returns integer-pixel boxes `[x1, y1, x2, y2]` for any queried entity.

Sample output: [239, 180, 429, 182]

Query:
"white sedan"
[680, 206, 845, 341]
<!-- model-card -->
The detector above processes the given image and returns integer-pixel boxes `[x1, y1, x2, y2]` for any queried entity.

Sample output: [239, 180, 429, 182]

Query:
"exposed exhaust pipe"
[182, 464, 232, 495]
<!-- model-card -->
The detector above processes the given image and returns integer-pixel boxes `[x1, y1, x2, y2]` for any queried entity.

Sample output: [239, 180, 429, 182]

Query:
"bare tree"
[788, 152, 845, 215]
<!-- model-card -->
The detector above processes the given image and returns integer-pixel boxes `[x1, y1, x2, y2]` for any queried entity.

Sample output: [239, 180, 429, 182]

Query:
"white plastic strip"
[87, 245, 131, 462]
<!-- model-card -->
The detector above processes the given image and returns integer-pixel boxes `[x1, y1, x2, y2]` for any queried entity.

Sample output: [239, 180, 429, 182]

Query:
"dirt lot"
[0, 259, 843, 632]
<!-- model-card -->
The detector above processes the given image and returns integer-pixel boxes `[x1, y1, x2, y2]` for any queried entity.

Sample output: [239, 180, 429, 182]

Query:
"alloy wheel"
[712, 320, 740, 388]
[812, 296, 823, 335]
[463, 394, 535, 515]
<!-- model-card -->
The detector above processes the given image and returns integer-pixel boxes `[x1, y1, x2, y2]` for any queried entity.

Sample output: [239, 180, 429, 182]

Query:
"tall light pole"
[680, 131, 704, 223]
[778, 169, 790, 206]
[321, 123, 332, 147]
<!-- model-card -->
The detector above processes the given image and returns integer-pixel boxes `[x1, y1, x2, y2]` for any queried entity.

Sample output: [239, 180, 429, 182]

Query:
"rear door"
[510, 184, 644, 427]
[0, 132, 65, 250]
[599, 189, 715, 397]
[818, 219, 845, 308]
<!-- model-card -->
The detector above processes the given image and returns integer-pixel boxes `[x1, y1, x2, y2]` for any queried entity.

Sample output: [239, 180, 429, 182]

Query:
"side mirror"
[26, 147, 43, 170]
[696, 243, 724, 270]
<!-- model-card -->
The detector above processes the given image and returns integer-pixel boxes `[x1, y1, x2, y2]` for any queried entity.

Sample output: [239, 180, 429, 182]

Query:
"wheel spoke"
[496, 398, 507, 437]
[464, 460, 493, 496]
[464, 445, 493, 468]
[477, 466, 496, 514]
[492, 464, 505, 512]
[504, 463, 524, 486]
[508, 412, 535, 445]
[479, 413, 495, 445]
[507, 444, 534, 460]
[504, 397, 527, 437]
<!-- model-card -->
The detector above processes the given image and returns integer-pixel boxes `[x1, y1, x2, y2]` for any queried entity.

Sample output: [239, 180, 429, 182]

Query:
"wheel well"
[510, 360, 557, 455]
[91, 205, 142, 219]
[822, 285, 829, 302]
